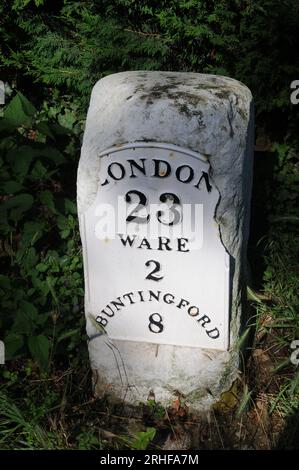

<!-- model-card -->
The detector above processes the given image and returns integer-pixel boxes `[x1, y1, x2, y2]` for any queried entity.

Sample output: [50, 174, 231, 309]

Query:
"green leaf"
[4, 333, 24, 359]
[64, 198, 77, 215]
[20, 300, 38, 320]
[28, 335, 50, 372]
[58, 108, 76, 130]
[36, 263, 48, 272]
[57, 215, 69, 230]
[36, 121, 55, 139]
[38, 146, 66, 165]
[11, 311, 35, 336]
[2, 181, 23, 194]
[40, 190, 56, 213]
[1, 194, 34, 222]
[130, 427, 156, 450]
[3, 92, 36, 128]
[21, 221, 45, 248]
[60, 229, 70, 239]
[21, 247, 39, 270]
[7, 146, 35, 179]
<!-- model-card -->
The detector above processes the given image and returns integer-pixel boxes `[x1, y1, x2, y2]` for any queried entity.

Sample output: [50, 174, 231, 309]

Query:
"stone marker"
[77, 71, 254, 411]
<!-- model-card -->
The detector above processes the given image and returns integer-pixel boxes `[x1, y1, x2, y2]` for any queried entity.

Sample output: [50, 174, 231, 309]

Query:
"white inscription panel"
[82, 144, 229, 350]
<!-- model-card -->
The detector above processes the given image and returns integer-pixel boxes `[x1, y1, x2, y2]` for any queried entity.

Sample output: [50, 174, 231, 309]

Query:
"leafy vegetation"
[0, 91, 86, 372]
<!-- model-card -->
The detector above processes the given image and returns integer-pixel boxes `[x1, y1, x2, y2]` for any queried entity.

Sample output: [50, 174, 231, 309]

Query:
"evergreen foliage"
[1, 0, 299, 135]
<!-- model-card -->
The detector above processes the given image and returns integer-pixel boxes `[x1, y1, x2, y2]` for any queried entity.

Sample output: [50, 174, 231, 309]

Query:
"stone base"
[89, 337, 239, 411]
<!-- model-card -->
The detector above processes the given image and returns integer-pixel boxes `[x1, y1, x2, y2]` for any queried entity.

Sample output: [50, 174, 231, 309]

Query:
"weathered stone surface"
[77, 71, 254, 411]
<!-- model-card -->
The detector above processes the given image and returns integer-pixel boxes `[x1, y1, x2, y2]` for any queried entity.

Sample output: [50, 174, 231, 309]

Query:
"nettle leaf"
[28, 334, 50, 372]
[21, 221, 45, 248]
[37, 146, 66, 165]
[58, 108, 77, 130]
[21, 246, 39, 270]
[36, 121, 55, 140]
[57, 214, 69, 230]
[7, 146, 35, 179]
[40, 190, 56, 213]
[4, 333, 24, 360]
[20, 300, 38, 320]
[64, 198, 77, 215]
[11, 310, 35, 336]
[60, 229, 70, 239]
[2, 181, 23, 194]
[3, 92, 37, 128]
[30, 160, 51, 180]
[1, 193, 34, 222]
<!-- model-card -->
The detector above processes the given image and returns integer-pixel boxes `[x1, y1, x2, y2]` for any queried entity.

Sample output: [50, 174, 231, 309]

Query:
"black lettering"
[153, 159, 171, 178]
[96, 315, 108, 327]
[123, 292, 135, 304]
[176, 298, 190, 309]
[176, 165, 194, 183]
[145, 260, 163, 281]
[107, 162, 125, 181]
[128, 158, 146, 178]
[148, 290, 161, 302]
[163, 293, 175, 304]
[118, 234, 136, 247]
[188, 306, 199, 317]
[197, 315, 211, 327]
[177, 238, 189, 252]
[138, 238, 152, 249]
[125, 190, 149, 224]
[138, 290, 145, 302]
[101, 306, 114, 318]
[206, 327, 220, 339]
[148, 313, 164, 333]
[158, 237, 171, 251]
[194, 171, 212, 192]
[111, 297, 125, 311]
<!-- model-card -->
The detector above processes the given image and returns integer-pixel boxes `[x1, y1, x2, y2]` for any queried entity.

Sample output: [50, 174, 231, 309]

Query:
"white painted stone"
[77, 71, 254, 411]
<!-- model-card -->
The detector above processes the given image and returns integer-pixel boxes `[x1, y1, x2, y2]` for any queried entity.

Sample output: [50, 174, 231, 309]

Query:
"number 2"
[145, 260, 164, 281]
[125, 190, 149, 223]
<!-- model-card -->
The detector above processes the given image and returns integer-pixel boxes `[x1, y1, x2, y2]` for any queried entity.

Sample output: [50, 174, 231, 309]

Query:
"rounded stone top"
[81, 71, 252, 158]
[96, 70, 252, 101]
